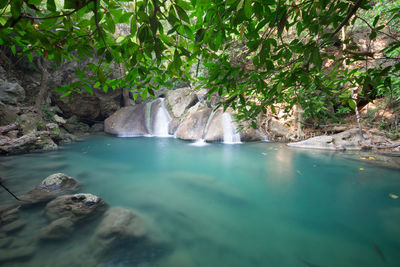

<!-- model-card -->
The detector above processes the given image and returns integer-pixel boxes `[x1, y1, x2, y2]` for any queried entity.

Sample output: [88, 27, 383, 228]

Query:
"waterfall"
[152, 98, 172, 137]
[222, 113, 241, 144]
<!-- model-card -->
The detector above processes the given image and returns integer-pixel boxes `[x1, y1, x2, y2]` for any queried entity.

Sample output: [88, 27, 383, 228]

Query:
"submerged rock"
[44, 193, 107, 222]
[0, 245, 35, 264]
[21, 173, 81, 205]
[38, 217, 74, 240]
[92, 207, 148, 254]
[0, 219, 26, 233]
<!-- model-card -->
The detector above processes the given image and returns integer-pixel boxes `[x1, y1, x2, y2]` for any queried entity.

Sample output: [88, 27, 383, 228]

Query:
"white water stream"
[152, 98, 172, 137]
[222, 113, 241, 144]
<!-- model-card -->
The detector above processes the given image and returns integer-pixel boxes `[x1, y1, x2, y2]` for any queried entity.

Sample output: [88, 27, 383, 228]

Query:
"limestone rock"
[166, 88, 199, 118]
[38, 217, 74, 240]
[104, 104, 149, 136]
[0, 80, 25, 105]
[54, 114, 66, 124]
[0, 245, 35, 264]
[21, 173, 81, 205]
[203, 110, 224, 142]
[90, 122, 104, 132]
[95, 207, 147, 239]
[44, 193, 107, 222]
[17, 112, 42, 135]
[175, 108, 212, 140]
[288, 128, 367, 150]
[0, 219, 26, 233]
[0, 101, 18, 125]
[92, 207, 147, 254]
[0, 131, 57, 154]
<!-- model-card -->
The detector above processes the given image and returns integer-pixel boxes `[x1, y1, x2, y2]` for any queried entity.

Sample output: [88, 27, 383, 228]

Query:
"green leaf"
[0, 0, 8, 9]
[175, 4, 190, 23]
[369, 30, 377, 40]
[11, 0, 23, 19]
[94, 82, 101, 88]
[11, 45, 16, 55]
[372, 15, 379, 27]
[244, 0, 252, 19]
[83, 84, 93, 94]
[195, 28, 205, 43]
[237, 0, 244, 11]
[47, 0, 56, 11]
[348, 99, 356, 109]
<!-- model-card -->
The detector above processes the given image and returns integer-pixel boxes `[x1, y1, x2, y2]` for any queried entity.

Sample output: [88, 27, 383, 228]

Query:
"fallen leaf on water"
[313, 165, 317, 167]
[296, 170, 302, 175]
[360, 157, 367, 160]
[360, 168, 364, 170]
[389, 193, 399, 199]
[107, 144, 110, 146]
[83, 152, 87, 154]
[368, 156, 375, 160]
[262, 152, 267, 156]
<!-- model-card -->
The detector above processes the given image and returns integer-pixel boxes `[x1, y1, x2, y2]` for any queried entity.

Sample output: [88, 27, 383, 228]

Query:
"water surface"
[1, 135, 399, 266]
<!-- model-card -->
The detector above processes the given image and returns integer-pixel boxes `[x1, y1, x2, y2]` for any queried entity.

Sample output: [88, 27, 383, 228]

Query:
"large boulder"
[20, 173, 81, 205]
[0, 131, 57, 155]
[104, 104, 149, 136]
[0, 79, 25, 105]
[44, 193, 107, 222]
[166, 87, 199, 118]
[288, 128, 368, 150]
[203, 110, 224, 142]
[17, 112, 42, 135]
[175, 108, 212, 140]
[92, 207, 147, 254]
[0, 101, 18, 126]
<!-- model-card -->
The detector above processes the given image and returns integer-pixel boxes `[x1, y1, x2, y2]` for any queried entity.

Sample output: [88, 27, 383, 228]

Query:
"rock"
[53, 114, 66, 124]
[104, 104, 149, 136]
[288, 128, 367, 150]
[266, 118, 295, 142]
[203, 110, 224, 142]
[92, 207, 147, 254]
[175, 108, 212, 140]
[95, 207, 147, 239]
[21, 173, 81, 205]
[0, 237, 12, 248]
[0, 219, 26, 233]
[166, 88, 199, 118]
[240, 127, 265, 142]
[17, 112, 42, 135]
[0, 206, 20, 225]
[0, 245, 35, 264]
[54, 95, 101, 120]
[63, 119, 90, 135]
[0, 80, 25, 105]
[90, 122, 104, 132]
[44, 193, 107, 222]
[157, 249, 197, 267]
[38, 217, 74, 240]
[0, 101, 18, 125]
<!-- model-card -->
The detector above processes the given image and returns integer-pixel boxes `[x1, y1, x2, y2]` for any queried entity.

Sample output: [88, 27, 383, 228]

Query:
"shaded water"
[1, 135, 400, 266]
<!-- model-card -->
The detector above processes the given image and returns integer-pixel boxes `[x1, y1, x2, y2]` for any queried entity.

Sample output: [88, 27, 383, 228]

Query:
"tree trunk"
[342, 28, 364, 139]
[114, 26, 130, 107]
[294, 104, 305, 140]
[34, 57, 49, 115]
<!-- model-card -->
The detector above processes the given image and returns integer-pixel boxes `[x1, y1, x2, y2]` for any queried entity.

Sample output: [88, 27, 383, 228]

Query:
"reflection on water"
[0, 135, 400, 266]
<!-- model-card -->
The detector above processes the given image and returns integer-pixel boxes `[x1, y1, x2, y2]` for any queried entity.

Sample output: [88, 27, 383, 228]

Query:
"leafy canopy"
[1, 0, 399, 123]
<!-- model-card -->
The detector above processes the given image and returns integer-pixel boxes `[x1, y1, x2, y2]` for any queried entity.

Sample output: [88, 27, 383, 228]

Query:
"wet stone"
[0, 219, 26, 233]
[0, 245, 35, 264]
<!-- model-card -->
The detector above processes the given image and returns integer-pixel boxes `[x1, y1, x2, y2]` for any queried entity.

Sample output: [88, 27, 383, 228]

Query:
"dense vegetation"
[1, 0, 399, 126]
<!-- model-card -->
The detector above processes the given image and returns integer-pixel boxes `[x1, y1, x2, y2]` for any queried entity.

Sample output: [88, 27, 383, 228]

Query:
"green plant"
[41, 105, 55, 122]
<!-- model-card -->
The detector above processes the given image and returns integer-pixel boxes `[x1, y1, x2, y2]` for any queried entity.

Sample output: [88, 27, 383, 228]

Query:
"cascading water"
[222, 113, 241, 144]
[152, 98, 172, 137]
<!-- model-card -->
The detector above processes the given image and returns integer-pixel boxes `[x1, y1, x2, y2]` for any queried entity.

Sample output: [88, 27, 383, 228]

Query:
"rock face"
[288, 128, 366, 150]
[203, 110, 224, 142]
[39, 193, 107, 240]
[166, 87, 198, 118]
[0, 80, 25, 105]
[92, 207, 147, 254]
[0, 131, 57, 154]
[44, 193, 107, 222]
[175, 108, 212, 140]
[104, 104, 148, 136]
[21, 173, 81, 205]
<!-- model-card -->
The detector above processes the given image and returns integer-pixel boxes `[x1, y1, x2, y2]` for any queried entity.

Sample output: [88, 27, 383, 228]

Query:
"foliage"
[0, 0, 399, 124]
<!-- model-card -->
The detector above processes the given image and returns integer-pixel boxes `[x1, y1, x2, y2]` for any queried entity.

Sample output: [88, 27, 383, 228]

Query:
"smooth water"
[1, 135, 400, 267]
